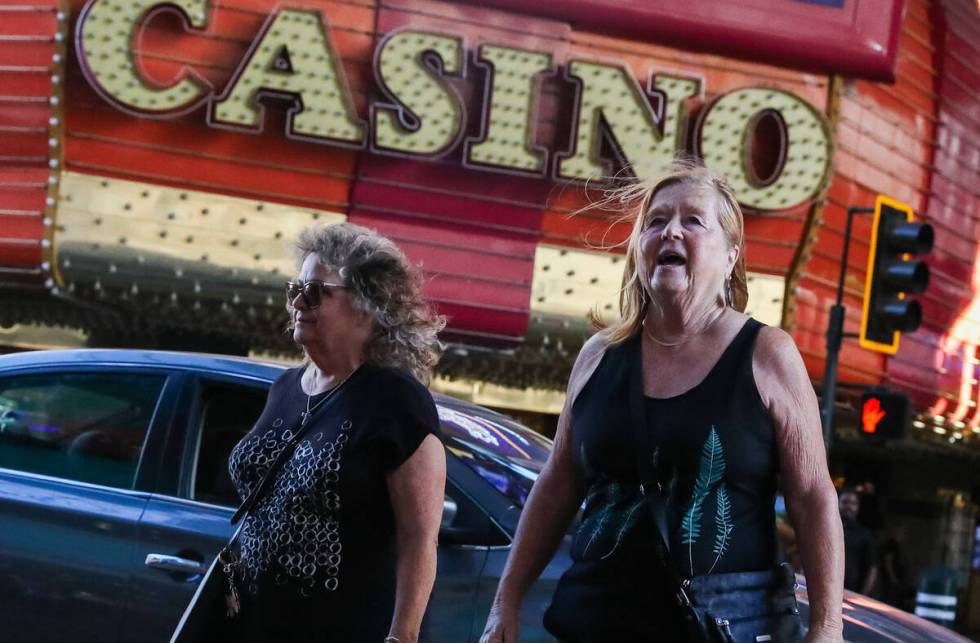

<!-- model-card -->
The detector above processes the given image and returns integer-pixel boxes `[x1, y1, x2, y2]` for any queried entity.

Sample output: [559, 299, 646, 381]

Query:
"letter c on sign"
[75, 0, 211, 116]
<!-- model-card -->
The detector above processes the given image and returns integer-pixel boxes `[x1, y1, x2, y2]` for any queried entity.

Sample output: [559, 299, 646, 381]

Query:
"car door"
[425, 454, 504, 643]
[0, 367, 178, 643]
[121, 374, 267, 643]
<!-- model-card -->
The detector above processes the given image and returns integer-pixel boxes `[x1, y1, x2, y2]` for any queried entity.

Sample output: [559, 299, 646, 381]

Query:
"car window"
[191, 381, 268, 507]
[0, 371, 165, 489]
[438, 405, 550, 508]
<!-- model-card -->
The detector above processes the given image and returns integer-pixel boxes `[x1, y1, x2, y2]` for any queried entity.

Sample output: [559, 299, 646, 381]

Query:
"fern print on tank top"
[680, 426, 735, 576]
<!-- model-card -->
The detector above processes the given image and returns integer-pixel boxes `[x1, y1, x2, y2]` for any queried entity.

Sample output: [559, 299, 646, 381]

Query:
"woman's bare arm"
[754, 326, 844, 643]
[480, 333, 608, 643]
[387, 434, 446, 643]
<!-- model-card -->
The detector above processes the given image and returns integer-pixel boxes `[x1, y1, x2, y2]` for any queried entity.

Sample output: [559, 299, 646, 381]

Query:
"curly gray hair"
[291, 223, 445, 383]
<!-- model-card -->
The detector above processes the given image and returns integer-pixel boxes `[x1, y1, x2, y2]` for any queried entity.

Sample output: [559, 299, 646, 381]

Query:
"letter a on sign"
[210, 8, 365, 146]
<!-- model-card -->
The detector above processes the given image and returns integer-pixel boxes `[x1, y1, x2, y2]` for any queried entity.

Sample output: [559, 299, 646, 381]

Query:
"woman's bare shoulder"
[755, 325, 800, 361]
[753, 325, 812, 405]
[566, 331, 611, 401]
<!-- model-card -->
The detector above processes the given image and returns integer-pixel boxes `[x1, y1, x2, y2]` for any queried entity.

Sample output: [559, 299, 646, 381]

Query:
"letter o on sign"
[696, 88, 832, 211]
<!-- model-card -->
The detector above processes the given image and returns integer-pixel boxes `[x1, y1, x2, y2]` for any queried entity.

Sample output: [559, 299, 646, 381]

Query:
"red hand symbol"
[862, 398, 886, 434]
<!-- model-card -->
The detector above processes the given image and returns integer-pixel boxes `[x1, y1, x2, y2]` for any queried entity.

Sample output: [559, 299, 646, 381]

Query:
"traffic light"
[859, 196, 934, 354]
[859, 388, 910, 441]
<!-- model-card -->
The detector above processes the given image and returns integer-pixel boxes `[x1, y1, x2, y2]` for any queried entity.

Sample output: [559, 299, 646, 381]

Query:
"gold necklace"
[643, 308, 726, 347]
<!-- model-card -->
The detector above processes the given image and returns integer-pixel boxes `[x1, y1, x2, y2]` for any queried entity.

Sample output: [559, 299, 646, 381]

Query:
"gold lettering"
[373, 32, 464, 155]
[210, 9, 364, 144]
[558, 63, 701, 180]
[467, 45, 553, 173]
[697, 88, 831, 210]
[76, 0, 210, 113]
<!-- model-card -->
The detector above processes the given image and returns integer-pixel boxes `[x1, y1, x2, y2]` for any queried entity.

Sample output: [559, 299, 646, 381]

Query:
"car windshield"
[436, 404, 552, 508]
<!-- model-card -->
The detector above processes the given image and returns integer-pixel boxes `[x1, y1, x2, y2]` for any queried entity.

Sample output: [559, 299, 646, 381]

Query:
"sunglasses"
[285, 279, 348, 310]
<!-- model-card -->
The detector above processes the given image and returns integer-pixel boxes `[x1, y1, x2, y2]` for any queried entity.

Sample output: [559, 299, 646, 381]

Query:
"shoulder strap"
[627, 334, 695, 604]
[229, 374, 350, 526]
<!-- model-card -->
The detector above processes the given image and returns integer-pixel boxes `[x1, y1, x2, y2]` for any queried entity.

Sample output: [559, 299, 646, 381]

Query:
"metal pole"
[821, 305, 845, 447]
[820, 207, 873, 450]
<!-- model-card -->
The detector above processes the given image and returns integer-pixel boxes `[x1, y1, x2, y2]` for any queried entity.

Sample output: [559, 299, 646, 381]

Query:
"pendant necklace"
[301, 366, 358, 427]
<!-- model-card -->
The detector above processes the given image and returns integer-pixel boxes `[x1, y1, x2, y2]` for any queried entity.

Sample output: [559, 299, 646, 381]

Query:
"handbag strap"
[229, 370, 354, 528]
[626, 336, 694, 607]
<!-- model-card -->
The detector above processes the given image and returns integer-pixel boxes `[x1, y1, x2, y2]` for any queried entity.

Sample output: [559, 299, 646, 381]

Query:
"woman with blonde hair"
[224, 222, 446, 643]
[481, 160, 844, 642]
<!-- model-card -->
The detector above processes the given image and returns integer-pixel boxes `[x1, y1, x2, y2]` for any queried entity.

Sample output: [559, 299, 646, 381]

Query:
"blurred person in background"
[839, 488, 877, 596]
[878, 525, 911, 609]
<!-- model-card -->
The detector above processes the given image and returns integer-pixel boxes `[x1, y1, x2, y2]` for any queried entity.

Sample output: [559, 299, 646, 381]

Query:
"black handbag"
[170, 374, 352, 643]
[640, 487, 803, 643]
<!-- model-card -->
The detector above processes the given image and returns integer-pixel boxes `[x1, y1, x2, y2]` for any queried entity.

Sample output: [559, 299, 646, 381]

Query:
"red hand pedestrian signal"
[858, 389, 909, 441]
[862, 397, 887, 434]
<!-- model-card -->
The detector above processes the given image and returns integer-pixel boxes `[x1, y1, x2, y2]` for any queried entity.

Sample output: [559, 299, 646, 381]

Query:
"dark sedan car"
[0, 350, 969, 643]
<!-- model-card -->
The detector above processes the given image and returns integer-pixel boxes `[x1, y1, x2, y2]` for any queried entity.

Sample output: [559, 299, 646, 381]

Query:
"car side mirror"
[438, 524, 487, 546]
[439, 493, 496, 546]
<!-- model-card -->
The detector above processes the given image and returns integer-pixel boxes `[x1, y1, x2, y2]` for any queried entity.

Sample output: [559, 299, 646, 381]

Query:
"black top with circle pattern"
[227, 363, 441, 642]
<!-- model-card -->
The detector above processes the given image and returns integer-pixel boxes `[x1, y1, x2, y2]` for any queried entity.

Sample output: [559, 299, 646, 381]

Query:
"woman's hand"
[479, 600, 521, 643]
[387, 434, 445, 643]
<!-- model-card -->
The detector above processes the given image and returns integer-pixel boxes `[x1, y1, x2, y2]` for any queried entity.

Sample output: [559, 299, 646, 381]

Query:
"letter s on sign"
[372, 31, 465, 156]
[75, 0, 212, 116]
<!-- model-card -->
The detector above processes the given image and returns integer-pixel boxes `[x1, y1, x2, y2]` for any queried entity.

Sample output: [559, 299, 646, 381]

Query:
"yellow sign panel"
[697, 88, 832, 211]
[77, 0, 210, 115]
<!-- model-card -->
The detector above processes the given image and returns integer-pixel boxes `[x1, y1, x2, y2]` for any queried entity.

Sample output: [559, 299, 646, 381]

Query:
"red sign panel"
[456, 0, 905, 81]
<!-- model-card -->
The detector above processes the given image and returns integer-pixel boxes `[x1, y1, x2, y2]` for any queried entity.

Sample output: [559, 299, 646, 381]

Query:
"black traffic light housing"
[858, 387, 910, 442]
[859, 196, 934, 354]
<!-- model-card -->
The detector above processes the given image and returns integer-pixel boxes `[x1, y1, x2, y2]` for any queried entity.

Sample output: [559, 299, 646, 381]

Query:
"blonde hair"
[291, 223, 445, 383]
[601, 159, 748, 346]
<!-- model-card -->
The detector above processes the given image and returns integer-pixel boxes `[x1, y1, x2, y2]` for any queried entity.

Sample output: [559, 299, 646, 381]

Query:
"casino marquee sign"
[75, 0, 833, 211]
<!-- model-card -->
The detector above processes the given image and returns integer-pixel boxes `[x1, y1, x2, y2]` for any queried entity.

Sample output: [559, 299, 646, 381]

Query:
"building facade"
[1, 0, 978, 630]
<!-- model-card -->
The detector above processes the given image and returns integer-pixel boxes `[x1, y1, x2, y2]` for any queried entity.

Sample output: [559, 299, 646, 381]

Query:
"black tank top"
[544, 318, 780, 641]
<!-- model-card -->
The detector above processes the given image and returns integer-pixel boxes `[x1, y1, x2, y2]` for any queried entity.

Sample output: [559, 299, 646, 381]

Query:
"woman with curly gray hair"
[225, 222, 447, 643]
